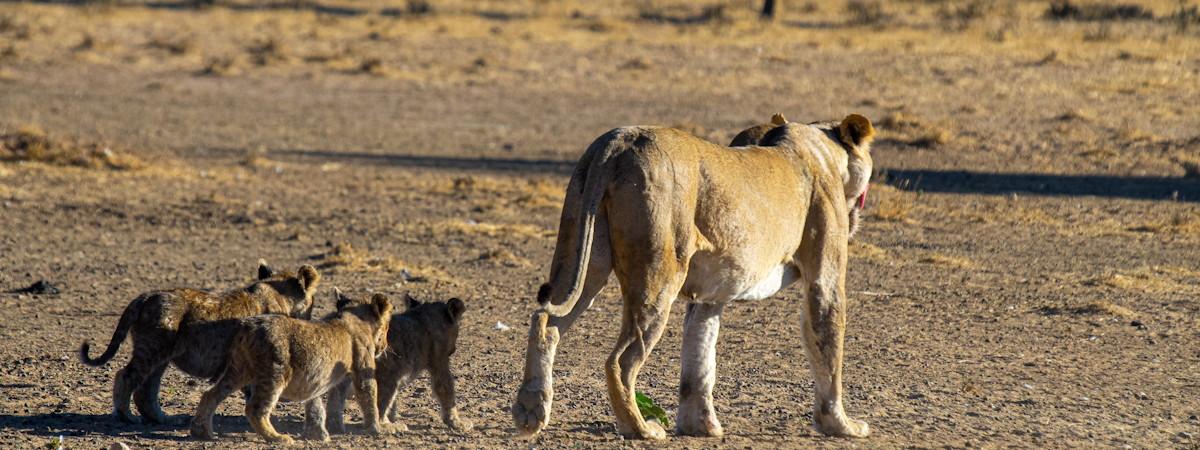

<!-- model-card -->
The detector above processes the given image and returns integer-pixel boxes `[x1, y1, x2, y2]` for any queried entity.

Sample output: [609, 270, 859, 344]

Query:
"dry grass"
[917, 252, 975, 269]
[1086, 265, 1200, 295]
[1, 125, 143, 170]
[315, 242, 457, 283]
[472, 248, 531, 268]
[876, 111, 954, 149]
[870, 184, 918, 223]
[1127, 212, 1200, 235]
[849, 240, 888, 261]
[396, 219, 554, 240]
[1039, 300, 1137, 318]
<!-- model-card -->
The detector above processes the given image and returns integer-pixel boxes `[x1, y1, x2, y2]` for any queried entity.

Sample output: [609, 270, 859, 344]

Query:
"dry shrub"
[1045, 1, 1153, 21]
[846, 0, 889, 26]
[1, 125, 143, 170]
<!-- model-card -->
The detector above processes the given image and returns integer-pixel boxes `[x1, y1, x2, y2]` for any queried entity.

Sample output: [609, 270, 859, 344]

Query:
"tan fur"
[513, 115, 875, 440]
[326, 294, 471, 434]
[78, 262, 321, 424]
[189, 292, 395, 444]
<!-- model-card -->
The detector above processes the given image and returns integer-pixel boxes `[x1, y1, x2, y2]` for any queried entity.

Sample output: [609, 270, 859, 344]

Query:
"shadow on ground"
[882, 169, 1200, 202]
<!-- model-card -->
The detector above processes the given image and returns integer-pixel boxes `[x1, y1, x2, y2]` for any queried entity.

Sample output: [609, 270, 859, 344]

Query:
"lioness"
[513, 114, 875, 439]
[326, 293, 471, 433]
[189, 291, 395, 443]
[79, 262, 321, 424]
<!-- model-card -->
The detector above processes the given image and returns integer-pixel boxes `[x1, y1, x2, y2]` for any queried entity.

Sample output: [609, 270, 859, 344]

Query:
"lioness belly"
[684, 257, 800, 303]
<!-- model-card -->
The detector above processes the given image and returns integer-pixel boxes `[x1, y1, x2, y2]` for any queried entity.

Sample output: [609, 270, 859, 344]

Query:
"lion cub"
[189, 291, 395, 444]
[79, 262, 320, 424]
[327, 294, 470, 433]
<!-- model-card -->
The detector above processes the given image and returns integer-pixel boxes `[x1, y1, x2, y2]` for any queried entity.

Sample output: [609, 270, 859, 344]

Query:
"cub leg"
[113, 341, 171, 424]
[246, 378, 292, 444]
[677, 302, 725, 437]
[353, 368, 397, 435]
[324, 380, 351, 434]
[189, 373, 242, 440]
[132, 363, 174, 425]
[374, 362, 406, 431]
[431, 359, 471, 432]
[302, 398, 330, 442]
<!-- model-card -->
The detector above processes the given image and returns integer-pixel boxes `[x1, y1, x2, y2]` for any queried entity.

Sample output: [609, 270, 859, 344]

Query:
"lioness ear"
[446, 298, 466, 323]
[334, 287, 352, 311]
[404, 292, 420, 310]
[298, 265, 320, 291]
[257, 260, 275, 280]
[371, 293, 392, 318]
[771, 113, 788, 126]
[838, 113, 875, 148]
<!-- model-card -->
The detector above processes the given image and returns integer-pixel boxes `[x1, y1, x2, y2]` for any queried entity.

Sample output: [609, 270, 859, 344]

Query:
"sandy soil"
[1, 1, 1198, 448]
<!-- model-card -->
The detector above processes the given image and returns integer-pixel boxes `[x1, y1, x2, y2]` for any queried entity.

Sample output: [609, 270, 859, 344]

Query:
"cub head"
[252, 261, 322, 319]
[334, 289, 394, 358]
[732, 113, 876, 237]
[401, 293, 467, 357]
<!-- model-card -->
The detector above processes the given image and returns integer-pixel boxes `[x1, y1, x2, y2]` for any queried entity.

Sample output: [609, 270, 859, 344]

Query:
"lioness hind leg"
[606, 291, 676, 440]
[677, 302, 725, 437]
[302, 399, 330, 442]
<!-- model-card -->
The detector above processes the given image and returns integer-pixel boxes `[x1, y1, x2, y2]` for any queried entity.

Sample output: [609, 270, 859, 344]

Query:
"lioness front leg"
[677, 302, 724, 437]
[797, 210, 869, 438]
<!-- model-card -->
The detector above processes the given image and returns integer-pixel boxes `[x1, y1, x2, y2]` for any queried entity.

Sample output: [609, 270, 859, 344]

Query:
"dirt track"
[1, 1, 1199, 448]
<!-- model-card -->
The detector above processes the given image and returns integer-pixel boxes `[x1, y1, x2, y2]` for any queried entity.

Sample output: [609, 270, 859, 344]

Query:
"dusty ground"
[1, 0, 1199, 448]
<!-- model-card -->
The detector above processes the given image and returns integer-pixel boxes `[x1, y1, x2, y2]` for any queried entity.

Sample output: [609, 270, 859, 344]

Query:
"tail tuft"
[536, 283, 552, 305]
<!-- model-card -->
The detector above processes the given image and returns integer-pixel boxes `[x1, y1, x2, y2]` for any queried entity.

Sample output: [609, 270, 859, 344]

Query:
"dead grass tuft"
[1, 125, 143, 170]
[147, 35, 193, 55]
[397, 219, 555, 240]
[472, 248, 531, 268]
[315, 242, 456, 283]
[1038, 301, 1136, 318]
[1127, 211, 1200, 235]
[849, 240, 888, 261]
[199, 56, 241, 76]
[870, 184, 918, 222]
[247, 38, 289, 66]
[1086, 266, 1200, 295]
[1178, 156, 1200, 178]
[877, 111, 954, 148]
[918, 252, 975, 268]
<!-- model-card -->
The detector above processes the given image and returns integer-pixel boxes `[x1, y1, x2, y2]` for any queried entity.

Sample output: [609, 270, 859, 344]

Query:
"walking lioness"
[512, 114, 875, 440]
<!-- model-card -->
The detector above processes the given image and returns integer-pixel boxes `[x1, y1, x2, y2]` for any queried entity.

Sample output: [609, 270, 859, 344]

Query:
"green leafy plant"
[635, 392, 670, 428]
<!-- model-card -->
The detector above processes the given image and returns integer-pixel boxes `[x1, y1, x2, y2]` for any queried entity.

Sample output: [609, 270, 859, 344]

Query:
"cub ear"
[333, 287, 352, 311]
[298, 265, 321, 291]
[403, 292, 421, 310]
[257, 260, 275, 280]
[446, 298, 466, 322]
[371, 293, 393, 318]
[837, 113, 875, 148]
[771, 113, 788, 126]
